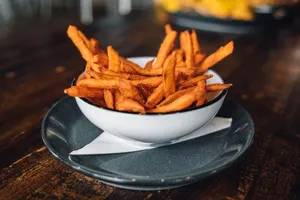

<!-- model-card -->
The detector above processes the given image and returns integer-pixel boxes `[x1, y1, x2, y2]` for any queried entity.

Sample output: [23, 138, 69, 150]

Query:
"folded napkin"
[70, 117, 232, 155]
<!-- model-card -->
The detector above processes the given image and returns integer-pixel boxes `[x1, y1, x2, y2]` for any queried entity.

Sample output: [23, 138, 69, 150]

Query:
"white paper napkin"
[70, 117, 232, 155]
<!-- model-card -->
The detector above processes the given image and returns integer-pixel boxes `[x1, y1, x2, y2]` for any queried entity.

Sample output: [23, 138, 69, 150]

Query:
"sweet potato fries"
[64, 24, 233, 114]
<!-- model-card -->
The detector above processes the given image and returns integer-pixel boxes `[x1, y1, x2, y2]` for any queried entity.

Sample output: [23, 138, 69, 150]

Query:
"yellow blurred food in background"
[155, 0, 297, 21]
[160, 0, 182, 13]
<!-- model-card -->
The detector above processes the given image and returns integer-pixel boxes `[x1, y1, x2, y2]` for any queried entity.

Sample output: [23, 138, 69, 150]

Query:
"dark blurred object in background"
[154, 0, 300, 34]
[155, 0, 299, 21]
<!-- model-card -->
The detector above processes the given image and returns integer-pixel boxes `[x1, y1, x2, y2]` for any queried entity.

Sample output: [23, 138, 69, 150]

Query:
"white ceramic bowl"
[74, 57, 227, 144]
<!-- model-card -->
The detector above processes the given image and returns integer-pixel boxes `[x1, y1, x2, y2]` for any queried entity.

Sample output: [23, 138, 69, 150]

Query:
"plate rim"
[41, 97, 255, 187]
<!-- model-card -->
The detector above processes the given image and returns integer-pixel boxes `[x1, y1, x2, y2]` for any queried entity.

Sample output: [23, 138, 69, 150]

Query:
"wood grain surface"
[1, 11, 300, 200]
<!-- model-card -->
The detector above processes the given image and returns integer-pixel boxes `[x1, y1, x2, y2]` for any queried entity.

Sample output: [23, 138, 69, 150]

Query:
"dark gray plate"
[41, 97, 254, 191]
[168, 2, 299, 35]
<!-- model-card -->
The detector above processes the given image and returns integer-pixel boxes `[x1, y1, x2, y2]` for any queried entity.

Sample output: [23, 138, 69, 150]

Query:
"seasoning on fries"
[64, 24, 233, 114]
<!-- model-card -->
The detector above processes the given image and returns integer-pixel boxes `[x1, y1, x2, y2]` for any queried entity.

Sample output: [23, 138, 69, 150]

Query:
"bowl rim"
[71, 76, 228, 116]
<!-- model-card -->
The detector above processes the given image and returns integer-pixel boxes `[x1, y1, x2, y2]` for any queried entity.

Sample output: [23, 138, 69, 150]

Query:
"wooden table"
[1, 11, 300, 200]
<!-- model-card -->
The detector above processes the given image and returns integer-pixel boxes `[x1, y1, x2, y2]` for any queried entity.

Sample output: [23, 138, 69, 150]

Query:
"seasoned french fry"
[119, 57, 138, 67]
[64, 86, 104, 98]
[196, 80, 207, 107]
[196, 41, 234, 75]
[120, 60, 138, 74]
[100, 74, 120, 80]
[191, 30, 200, 54]
[87, 68, 101, 79]
[116, 96, 146, 114]
[88, 98, 107, 108]
[125, 61, 163, 76]
[77, 79, 120, 89]
[153, 31, 177, 69]
[157, 87, 195, 107]
[175, 49, 185, 68]
[67, 25, 93, 63]
[88, 68, 120, 80]
[145, 83, 165, 109]
[107, 46, 120, 72]
[176, 72, 185, 85]
[148, 88, 196, 113]
[120, 57, 189, 76]
[128, 74, 149, 80]
[164, 24, 173, 35]
[78, 30, 91, 51]
[176, 62, 186, 68]
[78, 71, 87, 82]
[115, 90, 145, 113]
[206, 83, 233, 92]
[136, 68, 163, 76]
[90, 38, 101, 55]
[93, 54, 109, 67]
[144, 59, 154, 70]
[90, 62, 106, 73]
[175, 49, 184, 58]
[127, 65, 192, 77]
[84, 63, 93, 79]
[180, 31, 187, 54]
[131, 77, 163, 88]
[195, 53, 205, 65]
[137, 85, 152, 100]
[119, 80, 145, 105]
[163, 53, 176, 97]
[149, 82, 207, 113]
[120, 57, 146, 73]
[178, 74, 213, 89]
[103, 89, 114, 109]
[185, 31, 194, 69]
[175, 71, 181, 81]
[115, 90, 124, 103]
[100, 68, 130, 79]
[176, 67, 195, 76]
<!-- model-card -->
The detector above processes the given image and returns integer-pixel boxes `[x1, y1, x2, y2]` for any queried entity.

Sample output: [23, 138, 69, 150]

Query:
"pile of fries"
[64, 24, 233, 114]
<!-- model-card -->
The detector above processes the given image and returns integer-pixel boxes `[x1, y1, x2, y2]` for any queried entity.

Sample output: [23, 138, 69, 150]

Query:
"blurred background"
[0, 0, 298, 72]
[0, 0, 299, 35]
[0, 0, 299, 56]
